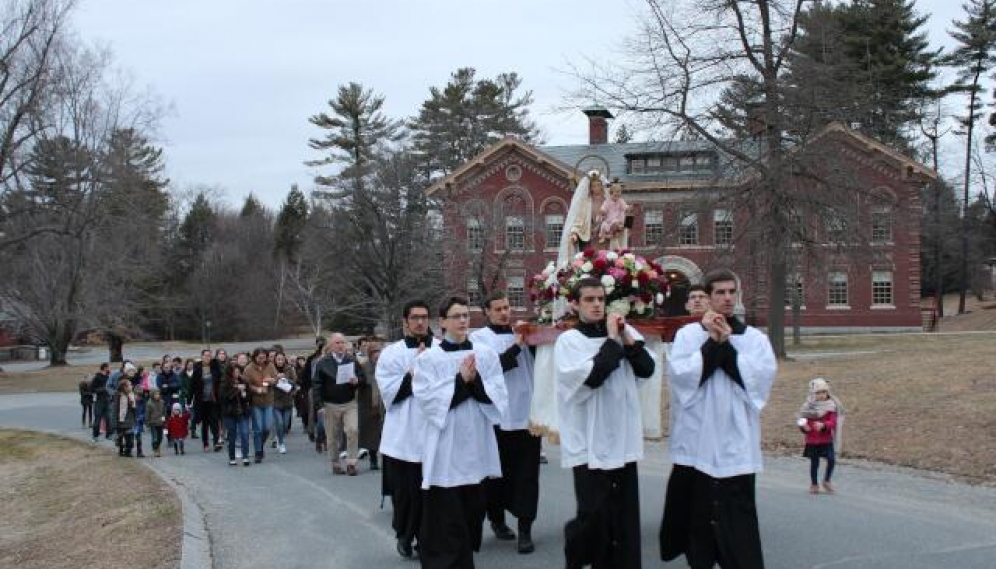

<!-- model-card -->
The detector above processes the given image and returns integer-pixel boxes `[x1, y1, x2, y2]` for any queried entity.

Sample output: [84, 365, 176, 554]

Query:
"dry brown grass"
[764, 332, 996, 484]
[0, 365, 93, 394]
[0, 429, 182, 569]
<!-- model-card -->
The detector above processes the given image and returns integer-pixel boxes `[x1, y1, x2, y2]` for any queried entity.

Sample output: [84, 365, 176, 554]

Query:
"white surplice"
[413, 343, 509, 489]
[667, 322, 777, 478]
[469, 327, 534, 431]
[555, 325, 650, 470]
[376, 337, 437, 463]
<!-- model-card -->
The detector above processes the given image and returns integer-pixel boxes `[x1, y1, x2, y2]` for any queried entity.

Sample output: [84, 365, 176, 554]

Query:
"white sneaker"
[279, 444, 287, 454]
[235, 448, 242, 459]
[339, 450, 348, 460]
[357, 448, 369, 459]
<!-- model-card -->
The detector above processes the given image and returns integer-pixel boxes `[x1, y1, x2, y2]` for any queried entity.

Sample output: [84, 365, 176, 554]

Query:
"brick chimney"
[583, 106, 614, 145]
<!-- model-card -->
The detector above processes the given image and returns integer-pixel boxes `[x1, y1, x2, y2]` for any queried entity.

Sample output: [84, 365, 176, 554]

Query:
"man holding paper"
[313, 332, 367, 475]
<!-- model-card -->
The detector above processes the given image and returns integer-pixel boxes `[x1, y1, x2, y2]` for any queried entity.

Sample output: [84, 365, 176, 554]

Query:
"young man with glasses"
[413, 297, 508, 569]
[376, 300, 437, 559]
[555, 277, 655, 569]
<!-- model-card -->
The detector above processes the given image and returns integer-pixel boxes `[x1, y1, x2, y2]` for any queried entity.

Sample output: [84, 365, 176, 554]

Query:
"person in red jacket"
[165, 403, 190, 455]
[797, 377, 840, 494]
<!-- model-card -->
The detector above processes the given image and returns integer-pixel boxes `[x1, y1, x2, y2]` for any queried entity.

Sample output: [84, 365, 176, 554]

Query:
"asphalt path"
[2, 392, 995, 569]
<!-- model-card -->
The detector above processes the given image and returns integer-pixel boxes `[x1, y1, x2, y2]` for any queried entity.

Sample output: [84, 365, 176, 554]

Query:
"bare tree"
[566, 0, 927, 356]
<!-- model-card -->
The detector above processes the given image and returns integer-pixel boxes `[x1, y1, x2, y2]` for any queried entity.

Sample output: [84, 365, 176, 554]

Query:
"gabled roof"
[423, 137, 575, 196]
[812, 122, 936, 181]
[423, 122, 935, 197]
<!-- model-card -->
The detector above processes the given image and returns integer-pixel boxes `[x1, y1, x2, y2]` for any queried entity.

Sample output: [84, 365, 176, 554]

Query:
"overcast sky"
[74, 0, 962, 209]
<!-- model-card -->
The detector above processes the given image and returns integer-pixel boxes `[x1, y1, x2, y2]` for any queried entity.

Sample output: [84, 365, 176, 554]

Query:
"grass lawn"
[767, 332, 996, 484]
[0, 429, 181, 568]
[0, 364, 93, 394]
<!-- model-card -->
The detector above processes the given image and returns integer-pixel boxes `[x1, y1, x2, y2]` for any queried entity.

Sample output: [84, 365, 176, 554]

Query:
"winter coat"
[112, 393, 136, 430]
[272, 365, 298, 410]
[221, 377, 252, 418]
[145, 399, 167, 427]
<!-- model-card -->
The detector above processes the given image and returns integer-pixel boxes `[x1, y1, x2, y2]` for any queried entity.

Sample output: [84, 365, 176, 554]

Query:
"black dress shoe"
[396, 538, 413, 558]
[517, 532, 535, 554]
[491, 522, 516, 540]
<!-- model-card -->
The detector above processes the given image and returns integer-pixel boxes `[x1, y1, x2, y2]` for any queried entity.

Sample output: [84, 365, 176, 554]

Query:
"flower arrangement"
[530, 248, 670, 324]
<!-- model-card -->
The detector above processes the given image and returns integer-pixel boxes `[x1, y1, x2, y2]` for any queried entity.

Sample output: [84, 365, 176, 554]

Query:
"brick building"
[426, 109, 934, 332]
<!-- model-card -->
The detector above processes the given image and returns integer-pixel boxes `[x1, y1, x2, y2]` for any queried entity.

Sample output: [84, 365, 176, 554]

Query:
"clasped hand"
[702, 310, 732, 343]
[459, 354, 477, 383]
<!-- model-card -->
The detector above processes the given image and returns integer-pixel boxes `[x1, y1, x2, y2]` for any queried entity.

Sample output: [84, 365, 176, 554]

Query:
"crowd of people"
[79, 339, 386, 467]
[75, 268, 843, 569]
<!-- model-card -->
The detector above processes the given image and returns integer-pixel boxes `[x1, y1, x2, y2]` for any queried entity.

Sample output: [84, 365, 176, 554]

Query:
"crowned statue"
[559, 170, 629, 267]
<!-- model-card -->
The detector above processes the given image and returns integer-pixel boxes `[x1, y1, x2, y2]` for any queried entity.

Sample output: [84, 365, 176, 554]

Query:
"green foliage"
[274, 184, 308, 263]
[306, 82, 402, 190]
[100, 128, 169, 221]
[942, 0, 996, 144]
[409, 67, 540, 177]
[786, 0, 940, 148]
[175, 192, 216, 272]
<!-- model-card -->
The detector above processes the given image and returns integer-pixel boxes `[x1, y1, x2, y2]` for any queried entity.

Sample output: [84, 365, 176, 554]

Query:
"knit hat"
[124, 362, 137, 374]
[171, 402, 181, 413]
[810, 377, 830, 393]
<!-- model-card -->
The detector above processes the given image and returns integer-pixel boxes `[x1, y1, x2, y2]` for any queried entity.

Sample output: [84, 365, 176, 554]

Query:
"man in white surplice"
[660, 269, 776, 569]
[469, 292, 540, 554]
[413, 297, 508, 569]
[375, 299, 436, 559]
[555, 277, 655, 569]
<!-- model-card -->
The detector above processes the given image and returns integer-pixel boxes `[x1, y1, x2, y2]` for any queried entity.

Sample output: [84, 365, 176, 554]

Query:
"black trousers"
[197, 400, 220, 446]
[81, 401, 93, 425]
[385, 456, 423, 545]
[660, 464, 764, 569]
[419, 484, 486, 569]
[486, 428, 541, 524]
[92, 399, 111, 439]
[564, 462, 641, 569]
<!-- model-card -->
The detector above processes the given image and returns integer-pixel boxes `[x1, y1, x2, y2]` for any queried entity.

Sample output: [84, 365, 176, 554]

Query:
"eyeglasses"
[446, 312, 471, 320]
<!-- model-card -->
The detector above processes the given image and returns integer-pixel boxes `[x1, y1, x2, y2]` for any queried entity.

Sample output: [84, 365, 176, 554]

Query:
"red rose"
[637, 272, 650, 285]
[593, 258, 607, 271]
[583, 248, 595, 258]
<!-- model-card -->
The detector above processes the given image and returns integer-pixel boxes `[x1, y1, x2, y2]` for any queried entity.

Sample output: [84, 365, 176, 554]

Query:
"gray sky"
[74, 0, 963, 209]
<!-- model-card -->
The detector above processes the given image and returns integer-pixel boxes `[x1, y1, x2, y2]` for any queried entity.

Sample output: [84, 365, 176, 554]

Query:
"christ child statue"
[598, 183, 630, 244]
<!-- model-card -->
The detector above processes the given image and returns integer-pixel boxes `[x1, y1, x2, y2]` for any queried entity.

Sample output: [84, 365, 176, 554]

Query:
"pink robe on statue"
[599, 197, 628, 241]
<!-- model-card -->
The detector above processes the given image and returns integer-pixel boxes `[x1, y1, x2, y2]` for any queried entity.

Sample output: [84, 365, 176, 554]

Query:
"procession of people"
[78, 170, 784, 569]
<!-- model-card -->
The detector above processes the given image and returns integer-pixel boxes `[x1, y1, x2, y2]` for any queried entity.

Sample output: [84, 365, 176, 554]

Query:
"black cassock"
[660, 464, 764, 569]
[565, 462, 641, 569]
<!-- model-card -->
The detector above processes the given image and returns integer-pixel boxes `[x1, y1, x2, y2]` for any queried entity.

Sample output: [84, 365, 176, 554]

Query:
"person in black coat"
[190, 349, 223, 452]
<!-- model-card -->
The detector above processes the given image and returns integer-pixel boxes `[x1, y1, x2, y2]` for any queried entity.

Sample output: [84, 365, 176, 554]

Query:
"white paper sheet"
[335, 362, 354, 385]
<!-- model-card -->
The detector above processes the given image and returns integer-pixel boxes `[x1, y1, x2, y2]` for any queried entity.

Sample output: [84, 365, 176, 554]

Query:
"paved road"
[2, 392, 995, 569]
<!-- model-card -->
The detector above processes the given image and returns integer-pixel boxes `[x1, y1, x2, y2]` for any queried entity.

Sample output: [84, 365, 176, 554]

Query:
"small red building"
[426, 110, 934, 332]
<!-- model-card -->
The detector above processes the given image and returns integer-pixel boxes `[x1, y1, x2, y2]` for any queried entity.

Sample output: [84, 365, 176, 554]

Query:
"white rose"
[600, 275, 615, 288]
[607, 298, 631, 316]
[623, 253, 636, 260]
[635, 262, 644, 271]
[635, 300, 647, 314]
[631, 279, 639, 289]
[655, 292, 665, 305]
[582, 261, 593, 272]
[575, 252, 584, 261]
[606, 251, 618, 261]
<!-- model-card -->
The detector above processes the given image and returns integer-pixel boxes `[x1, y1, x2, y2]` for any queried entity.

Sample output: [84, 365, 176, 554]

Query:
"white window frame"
[871, 270, 894, 307]
[785, 274, 806, 309]
[871, 207, 892, 244]
[544, 214, 564, 250]
[827, 271, 849, 308]
[467, 218, 483, 252]
[507, 276, 526, 309]
[679, 212, 698, 246]
[467, 277, 481, 307]
[644, 209, 664, 246]
[505, 215, 525, 252]
[714, 209, 733, 246]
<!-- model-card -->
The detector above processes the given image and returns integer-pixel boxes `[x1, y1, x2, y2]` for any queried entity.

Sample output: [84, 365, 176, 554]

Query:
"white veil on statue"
[552, 170, 598, 321]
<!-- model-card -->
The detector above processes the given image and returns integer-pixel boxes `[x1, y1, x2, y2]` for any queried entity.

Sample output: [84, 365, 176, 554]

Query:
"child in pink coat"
[798, 377, 840, 494]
